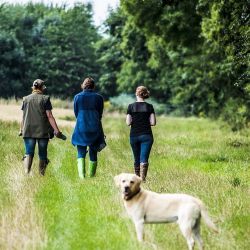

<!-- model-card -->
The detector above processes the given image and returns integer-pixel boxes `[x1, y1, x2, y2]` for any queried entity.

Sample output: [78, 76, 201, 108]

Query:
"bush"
[221, 98, 249, 131]
[109, 94, 134, 112]
[109, 93, 166, 114]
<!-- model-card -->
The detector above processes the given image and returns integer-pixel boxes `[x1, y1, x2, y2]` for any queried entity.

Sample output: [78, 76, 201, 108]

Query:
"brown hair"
[81, 77, 95, 90]
[136, 86, 150, 99]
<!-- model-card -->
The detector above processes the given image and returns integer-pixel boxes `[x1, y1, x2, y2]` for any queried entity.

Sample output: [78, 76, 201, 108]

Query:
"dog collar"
[124, 188, 141, 201]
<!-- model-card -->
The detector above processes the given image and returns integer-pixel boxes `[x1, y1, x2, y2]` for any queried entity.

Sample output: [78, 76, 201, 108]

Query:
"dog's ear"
[114, 174, 121, 187]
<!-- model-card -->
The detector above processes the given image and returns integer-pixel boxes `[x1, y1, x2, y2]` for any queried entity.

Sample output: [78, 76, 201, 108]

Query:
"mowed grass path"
[0, 115, 249, 250]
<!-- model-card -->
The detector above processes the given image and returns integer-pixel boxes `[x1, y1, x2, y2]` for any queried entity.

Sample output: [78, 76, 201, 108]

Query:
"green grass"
[0, 116, 249, 250]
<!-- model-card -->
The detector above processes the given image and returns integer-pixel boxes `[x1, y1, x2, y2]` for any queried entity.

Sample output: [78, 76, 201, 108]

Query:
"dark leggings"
[77, 145, 97, 161]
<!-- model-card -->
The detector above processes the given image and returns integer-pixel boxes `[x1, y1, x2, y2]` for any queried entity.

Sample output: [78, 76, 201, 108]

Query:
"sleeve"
[127, 104, 131, 114]
[97, 95, 104, 119]
[73, 96, 78, 118]
[150, 104, 155, 114]
[44, 97, 52, 110]
[21, 97, 25, 110]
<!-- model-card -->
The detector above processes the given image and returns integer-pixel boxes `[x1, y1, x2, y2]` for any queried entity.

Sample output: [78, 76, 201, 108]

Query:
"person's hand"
[54, 131, 67, 140]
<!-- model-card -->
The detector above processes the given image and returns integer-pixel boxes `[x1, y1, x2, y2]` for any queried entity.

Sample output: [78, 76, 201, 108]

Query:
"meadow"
[0, 114, 249, 250]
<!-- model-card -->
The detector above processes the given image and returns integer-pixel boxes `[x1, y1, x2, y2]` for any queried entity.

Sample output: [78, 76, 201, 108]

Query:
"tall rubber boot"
[39, 159, 49, 176]
[77, 158, 85, 179]
[89, 161, 97, 177]
[134, 164, 140, 177]
[23, 155, 33, 174]
[141, 163, 148, 182]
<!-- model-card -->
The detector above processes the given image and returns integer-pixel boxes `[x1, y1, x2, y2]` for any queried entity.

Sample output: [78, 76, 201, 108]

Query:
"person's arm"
[46, 110, 60, 134]
[46, 110, 66, 140]
[44, 96, 66, 140]
[149, 113, 156, 126]
[19, 100, 24, 136]
[73, 96, 78, 118]
[126, 104, 132, 126]
[98, 95, 104, 119]
[126, 114, 132, 126]
[19, 117, 23, 136]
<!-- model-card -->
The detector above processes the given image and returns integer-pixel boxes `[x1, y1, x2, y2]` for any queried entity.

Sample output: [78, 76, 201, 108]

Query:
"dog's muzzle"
[123, 186, 130, 195]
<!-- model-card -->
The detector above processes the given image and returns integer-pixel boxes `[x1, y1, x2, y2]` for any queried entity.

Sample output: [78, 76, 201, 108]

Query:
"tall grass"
[0, 116, 249, 250]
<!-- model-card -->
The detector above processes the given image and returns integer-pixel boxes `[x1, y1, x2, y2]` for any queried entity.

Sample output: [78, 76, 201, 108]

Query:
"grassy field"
[0, 115, 249, 250]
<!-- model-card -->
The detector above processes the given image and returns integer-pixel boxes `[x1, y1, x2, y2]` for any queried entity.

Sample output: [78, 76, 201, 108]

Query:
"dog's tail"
[196, 199, 219, 233]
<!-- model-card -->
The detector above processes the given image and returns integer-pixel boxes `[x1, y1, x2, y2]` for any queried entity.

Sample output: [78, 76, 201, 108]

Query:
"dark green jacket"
[22, 93, 52, 138]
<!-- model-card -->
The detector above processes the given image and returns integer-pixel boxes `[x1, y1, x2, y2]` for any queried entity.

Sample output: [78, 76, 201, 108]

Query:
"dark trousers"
[130, 134, 153, 166]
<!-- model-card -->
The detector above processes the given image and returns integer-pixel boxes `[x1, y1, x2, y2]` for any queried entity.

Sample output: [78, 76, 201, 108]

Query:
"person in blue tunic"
[71, 77, 104, 179]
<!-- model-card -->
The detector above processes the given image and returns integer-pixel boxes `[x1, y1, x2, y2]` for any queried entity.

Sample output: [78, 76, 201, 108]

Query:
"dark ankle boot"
[39, 159, 49, 176]
[141, 163, 148, 182]
[23, 155, 33, 174]
[134, 165, 140, 176]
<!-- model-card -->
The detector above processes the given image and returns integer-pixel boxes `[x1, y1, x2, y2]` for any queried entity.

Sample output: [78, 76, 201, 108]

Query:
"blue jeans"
[24, 138, 49, 160]
[130, 134, 154, 166]
[77, 145, 97, 161]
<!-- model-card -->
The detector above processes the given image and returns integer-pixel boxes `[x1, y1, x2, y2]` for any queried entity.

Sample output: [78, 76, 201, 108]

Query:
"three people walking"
[20, 79, 155, 181]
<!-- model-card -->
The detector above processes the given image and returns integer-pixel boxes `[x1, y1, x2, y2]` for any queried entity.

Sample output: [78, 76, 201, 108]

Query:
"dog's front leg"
[134, 219, 144, 242]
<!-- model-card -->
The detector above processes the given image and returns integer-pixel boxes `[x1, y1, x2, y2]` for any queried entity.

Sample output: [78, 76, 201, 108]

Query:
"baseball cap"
[32, 79, 46, 89]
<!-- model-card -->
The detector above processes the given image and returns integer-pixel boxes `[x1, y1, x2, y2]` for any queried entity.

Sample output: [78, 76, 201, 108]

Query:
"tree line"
[0, 2, 100, 98]
[0, 1, 249, 129]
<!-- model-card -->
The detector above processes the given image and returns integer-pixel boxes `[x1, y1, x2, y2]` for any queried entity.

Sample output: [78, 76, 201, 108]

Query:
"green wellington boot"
[77, 158, 86, 179]
[89, 161, 97, 177]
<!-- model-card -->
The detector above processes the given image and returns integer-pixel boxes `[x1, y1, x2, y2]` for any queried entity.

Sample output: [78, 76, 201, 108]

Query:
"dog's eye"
[130, 181, 134, 184]
[122, 180, 125, 183]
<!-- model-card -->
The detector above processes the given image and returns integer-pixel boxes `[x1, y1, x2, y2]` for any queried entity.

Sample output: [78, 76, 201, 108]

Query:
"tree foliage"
[0, 1, 249, 129]
[0, 3, 100, 98]
[99, 0, 249, 128]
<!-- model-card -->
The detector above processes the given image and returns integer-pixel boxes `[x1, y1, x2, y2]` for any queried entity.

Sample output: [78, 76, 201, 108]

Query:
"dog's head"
[114, 173, 142, 200]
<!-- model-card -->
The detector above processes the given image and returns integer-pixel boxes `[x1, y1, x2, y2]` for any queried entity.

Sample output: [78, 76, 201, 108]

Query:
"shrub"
[109, 93, 166, 114]
[221, 98, 249, 131]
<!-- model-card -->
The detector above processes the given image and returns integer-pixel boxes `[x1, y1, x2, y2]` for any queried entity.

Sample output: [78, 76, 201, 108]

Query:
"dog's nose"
[124, 186, 129, 192]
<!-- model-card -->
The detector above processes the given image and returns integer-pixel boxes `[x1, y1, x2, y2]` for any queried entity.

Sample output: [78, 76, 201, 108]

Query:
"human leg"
[38, 138, 49, 175]
[77, 145, 87, 179]
[139, 134, 153, 181]
[23, 138, 36, 174]
[88, 146, 98, 177]
[130, 136, 141, 176]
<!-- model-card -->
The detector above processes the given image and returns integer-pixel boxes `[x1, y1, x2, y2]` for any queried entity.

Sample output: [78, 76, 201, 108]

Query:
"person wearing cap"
[20, 79, 66, 176]
[71, 77, 104, 179]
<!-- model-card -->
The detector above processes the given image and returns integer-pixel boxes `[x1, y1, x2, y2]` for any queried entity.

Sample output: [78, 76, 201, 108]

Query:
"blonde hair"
[81, 77, 95, 90]
[32, 79, 46, 91]
[136, 86, 150, 99]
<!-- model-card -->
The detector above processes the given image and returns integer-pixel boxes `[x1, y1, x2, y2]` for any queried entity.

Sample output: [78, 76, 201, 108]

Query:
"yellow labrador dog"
[114, 173, 218, 250]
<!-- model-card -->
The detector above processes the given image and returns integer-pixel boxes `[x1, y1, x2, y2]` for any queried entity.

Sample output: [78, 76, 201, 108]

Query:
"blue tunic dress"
[71, 90, 104, 147]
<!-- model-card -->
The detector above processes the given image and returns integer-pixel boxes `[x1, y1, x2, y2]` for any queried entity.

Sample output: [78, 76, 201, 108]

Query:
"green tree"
[0, 3, 100, 98]
[96, 8, 126, 98]
[0, 31, 25, 98]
